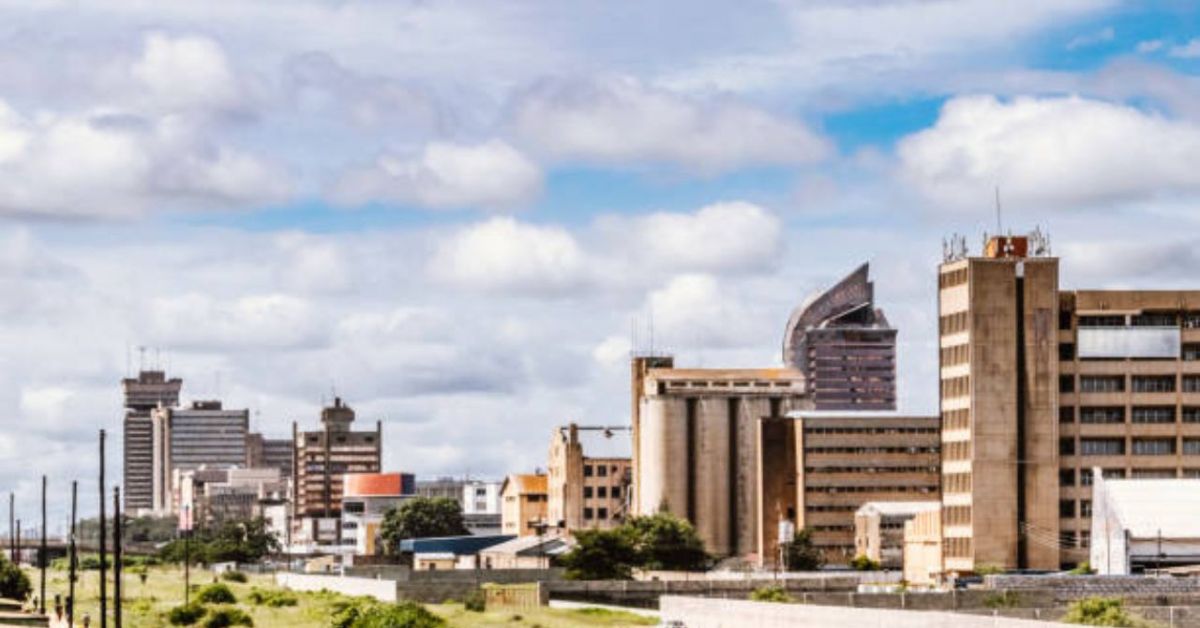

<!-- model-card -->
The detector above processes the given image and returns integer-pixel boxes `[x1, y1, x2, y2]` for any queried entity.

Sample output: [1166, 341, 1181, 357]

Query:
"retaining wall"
[274, 572, 397, 602]
[985, 575, 1200, 598]
[658, 596, 1067, 628]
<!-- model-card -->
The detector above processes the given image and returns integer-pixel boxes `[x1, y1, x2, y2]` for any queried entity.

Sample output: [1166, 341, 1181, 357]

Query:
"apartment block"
[794, 413, 941, 565]
[783, 263, 897, 410]
[547, 423, 632, 533]
[122, 370, 181, 513]
[631, 357, 809, 565]
[935, 230, 1200, 573]
[151, 400, 249, 514]
[292, 397, 382, 546]
[246, 432, 294, 480]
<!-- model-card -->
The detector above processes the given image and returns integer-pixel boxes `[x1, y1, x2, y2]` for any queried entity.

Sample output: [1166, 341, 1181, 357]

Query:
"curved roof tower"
[783, 263, 896, 410]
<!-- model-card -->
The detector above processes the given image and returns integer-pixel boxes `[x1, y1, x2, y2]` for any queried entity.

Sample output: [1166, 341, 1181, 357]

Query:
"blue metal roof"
[398, 534, 515, 555]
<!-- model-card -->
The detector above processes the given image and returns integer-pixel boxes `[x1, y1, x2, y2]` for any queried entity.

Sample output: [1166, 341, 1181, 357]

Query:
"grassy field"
[27, 566, 656, 628]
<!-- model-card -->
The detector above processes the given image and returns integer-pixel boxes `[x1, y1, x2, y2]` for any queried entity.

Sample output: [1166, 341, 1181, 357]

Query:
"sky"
[3, 0, 1200, 527]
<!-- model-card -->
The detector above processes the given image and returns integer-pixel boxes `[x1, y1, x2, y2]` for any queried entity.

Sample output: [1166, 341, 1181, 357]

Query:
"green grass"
[28, 566, 655, 628]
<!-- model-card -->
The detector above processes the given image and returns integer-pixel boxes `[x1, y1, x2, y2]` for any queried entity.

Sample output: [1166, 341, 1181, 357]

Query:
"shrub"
[974, 563, 1004, 576]
[166, 602, 208, 626]
[246, 588, 297, 607]
[749, 586, 792, 603]
[219, 571, 248, 583]
[462, 588, 485, 612]
[202, 607, 253, 628]
[0, 555, 31, 600]
[782, 528, 823, 571]
[1070, 561, 1094, 576]
[849, 555, 881, 571]
[196, 583, 237, 605]
[332, 599, 444, 628]
[1063, 597, 1143, 627]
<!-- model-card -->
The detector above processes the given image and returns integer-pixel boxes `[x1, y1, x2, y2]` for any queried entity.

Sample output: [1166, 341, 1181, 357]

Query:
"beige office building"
[547, 423, 631, 533]
[500, 474, 548, 537]
[937, 231, 1200, 572]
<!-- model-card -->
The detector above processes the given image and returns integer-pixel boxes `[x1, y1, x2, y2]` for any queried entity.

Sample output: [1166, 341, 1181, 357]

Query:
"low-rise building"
[854, 501, 940, 568]
[501, 474, 548, 537]
[1090, 469, 1200, 575]
[476, 535, 571, 569]
[341, 472, 416, 556]
[547, 423, 631, 534]
[903, 508, 943, 587]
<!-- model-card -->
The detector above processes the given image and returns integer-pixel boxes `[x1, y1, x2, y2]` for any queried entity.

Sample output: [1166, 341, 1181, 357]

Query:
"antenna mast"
[995, 186, 1003, 234]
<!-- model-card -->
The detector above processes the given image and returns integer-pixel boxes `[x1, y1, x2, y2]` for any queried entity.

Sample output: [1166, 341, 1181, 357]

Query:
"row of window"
[944, 505, 971, 526]
[944, 441, 970, 461]
[1073, 313, 1200, 329]
[1062, 374, 1200, 394]
[805, 446, 940, 455]
[583, 507, 615, 520]
[942, 375, 970, 399]
[805, 485, 937, 494]
[804, 466, 940, 474]
[1059, 405, 1200, 424]
[1059, 437, 1200, 456]
[945, 537, 972, 558]
[582, 486, 622, 499]
[941, 344, 969, 367]
[939, 268, 968, 289]
[583, 464, 622, 477]
[944, 472, 971, 493]
[939, 311, 969, 335]
[805, 427, 939, 435]
[943, 409, 969, 431]
[1060, 468, 1127, 486]
[1059, 499, 1093, 518]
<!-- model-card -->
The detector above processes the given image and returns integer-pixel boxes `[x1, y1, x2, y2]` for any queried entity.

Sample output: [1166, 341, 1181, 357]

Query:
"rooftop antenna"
[155, 347, 161, 370]
[648, 304, 655, 358]
[137, 346, 147, 372]
[995, 185, 1003, 235]
[125, 344, 131, 378]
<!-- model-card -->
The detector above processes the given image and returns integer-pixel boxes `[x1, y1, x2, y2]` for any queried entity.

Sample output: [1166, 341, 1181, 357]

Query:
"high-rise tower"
[123, 370, 182, 513]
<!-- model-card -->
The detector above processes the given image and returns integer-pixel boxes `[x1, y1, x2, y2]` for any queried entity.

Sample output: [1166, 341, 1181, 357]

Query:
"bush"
[202, 607, 253, 628]
[166, 602, 208, 626]
[974, 563, 1004, 576]
[196, 583, 237, 605]
[247, 588, 297, 607]
[1070, 561, 1094, 576]
[0, 556, 30, 600]
[749, 585, 792, 603]
[332, 598, 444, 628]
[849, 555, 881, 571]
[462, 588, 485, 612]
[1063, 597, 1142, 627]
[984, 591, 1020, 609]
[783, 528, 824, 571]
[219, 571, 248, 583]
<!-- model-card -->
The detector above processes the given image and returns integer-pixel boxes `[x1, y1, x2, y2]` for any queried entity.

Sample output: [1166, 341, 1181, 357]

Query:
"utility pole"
[68, 481, 77, 628]
[15, 519, 20, 566]
[39, 475, 46, 615]
[100, 429, 108, 628]
[8, 492, 12, 563]
[113, 487, 122, 628]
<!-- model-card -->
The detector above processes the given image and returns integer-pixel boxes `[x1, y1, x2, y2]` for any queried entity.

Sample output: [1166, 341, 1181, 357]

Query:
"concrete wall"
[658, 596, 1066, 628]
[275, 572, 397, 602]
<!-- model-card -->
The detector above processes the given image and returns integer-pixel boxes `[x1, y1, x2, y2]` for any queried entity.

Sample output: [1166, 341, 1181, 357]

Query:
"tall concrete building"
[631, 357, 810, 565]
[150, 400, 250, 514]
[792, 412, 941, 565]
[246, 432, 294, 481]
[122, 370, 182, 513]
[936, 230, 1200, 572]
[783, 264, 897, 410]
[547, 424, 632, 533]
[292, 398, 382, 546]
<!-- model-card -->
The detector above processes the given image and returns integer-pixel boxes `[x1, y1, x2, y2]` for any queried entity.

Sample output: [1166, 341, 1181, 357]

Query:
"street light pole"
[100, 428, 108, 628]
[68, 481, 77, 628]
[39, 475, 46, 615]
[113, 487, 122, 628]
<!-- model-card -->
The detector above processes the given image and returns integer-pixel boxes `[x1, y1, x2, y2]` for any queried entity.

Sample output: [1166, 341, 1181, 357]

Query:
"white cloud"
[592, 335, 631, 367]
[131, 32, 243, 112]
[898, 94, 1200, 209]
[512, 76, 829, 173]
[334, 140, 542, 210]
[646, 274, 759, 349]
[1136, 39, 1165, 54]
[1169, 38, 1200, 59]
[1066, 26, 1114, 50]
[600, 201, 782, 274]
[146, 293, 327, 350]
[0, 100, 289, 218]
[429, 217, 586, 294]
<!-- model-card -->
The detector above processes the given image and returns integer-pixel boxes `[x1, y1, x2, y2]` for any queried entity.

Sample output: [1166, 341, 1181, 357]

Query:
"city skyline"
[3, 1, 1200, 524]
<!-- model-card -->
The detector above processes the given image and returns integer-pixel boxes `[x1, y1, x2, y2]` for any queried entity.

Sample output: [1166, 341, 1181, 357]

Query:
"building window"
[1080, 468, 1094, 486]
[1080, 500, 1092, 517]
[1060, 438, 1076, 456]
[1059, 406, 1075, 424]
[1184, 438, 1200, 455]
[583, 465, 593, 477]
[1133, 376, 1176, 393]
[611, 486, 621, 498]
[1132, 407, 1175, 424]
[1079, 315, 1125, 327]
[583, 508, 594, 520]
[1080, 407, 1124, 424]
[1059, 500, 1075, 518]
[583, 487, 593, 499]
[597, 486, 607, 498]
[1186, 377, 1200, 393]
[1059, 469, 1075, 486]
[1132, 469, 1176, 479]
[1060, 343, 1075, 360]
[1132, 312, 1177, 327]
[1132, 438, 1175, 456]
[1186, 313, 1200, 329]
[1080, 438, 1124, 456]
[1059, 375, 1075, 393]
[598, 508, 608, 519]
[598, 465, 608, 477]
[1061, 531, 1077, 548]
[1080, 376, 1125, 393]
[1185, 344, 1200, 361]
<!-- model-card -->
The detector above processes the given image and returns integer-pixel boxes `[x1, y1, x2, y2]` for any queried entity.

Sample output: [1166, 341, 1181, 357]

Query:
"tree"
[626, 513, 709, 572]
[782, 528, 823, 571]
[558, 528, 639, 580]
[379, 498, 469, 553]
[0, 554, 31, 600]
[157, 517, 280, 565]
